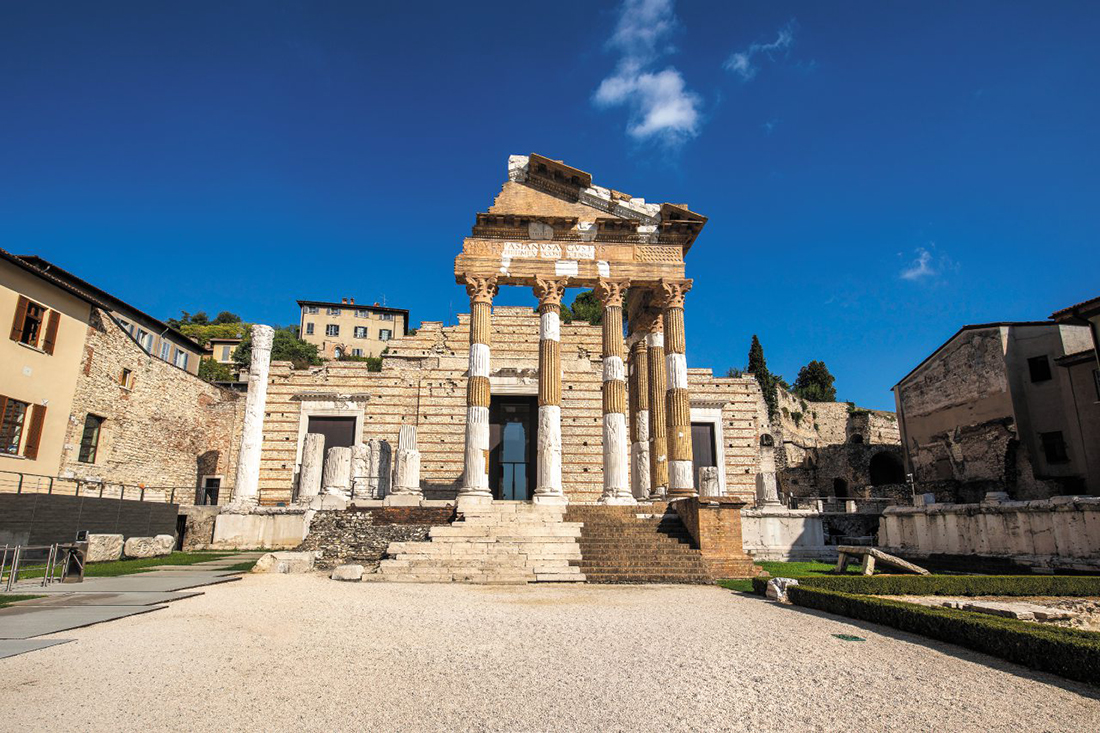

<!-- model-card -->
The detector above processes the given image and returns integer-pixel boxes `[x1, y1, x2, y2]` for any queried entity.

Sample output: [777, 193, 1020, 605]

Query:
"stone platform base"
[378, 502, 585, 584]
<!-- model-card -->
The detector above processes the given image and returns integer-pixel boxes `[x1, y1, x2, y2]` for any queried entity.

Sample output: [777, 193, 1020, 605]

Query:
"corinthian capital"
[533, 277, 570, 309]
[464, 275, 499, 305]
[633, 309, 663, 335]
[654, 278, 692, 309]
[594, 278, 630, 308]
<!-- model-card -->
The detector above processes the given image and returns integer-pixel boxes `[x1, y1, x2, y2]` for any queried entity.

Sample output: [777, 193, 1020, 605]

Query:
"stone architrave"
[595, 279, 635, 505]
[459, 276, 498, 505]
[230, 324, 275, 508]
[391, 425, 422, 496]
[366, 439, 392, 499]
[350, 443, 369, 499]
[322, 446, 353, 499]
[298, 433, 325, 503]
[533, 277, 569, 505]
[656, 279, 696, 498]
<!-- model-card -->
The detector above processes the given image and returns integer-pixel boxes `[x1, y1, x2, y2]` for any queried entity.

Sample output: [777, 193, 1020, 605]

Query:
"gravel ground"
[2, 575, 1098, 732]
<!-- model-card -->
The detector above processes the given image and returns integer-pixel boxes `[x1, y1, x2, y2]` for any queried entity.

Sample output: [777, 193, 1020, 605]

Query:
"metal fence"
[0, 469, 234, 506]
[1, 543, 68, 591]
[789, 496, 897, 514]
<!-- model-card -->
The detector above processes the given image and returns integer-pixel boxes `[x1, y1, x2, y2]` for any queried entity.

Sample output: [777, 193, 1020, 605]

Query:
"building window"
[333, 347, 343, 359]
[119, 368, 134, 389]
[379, 329, 392, 341]
[78, 414, 104, 463]
[354, 326, 368, 339]
[357, 309, 370, 318]
[326, 307, 341, 316]
[326, 324, 340, 337]
[379, 312, 394, 321]
[174, 349, 189, 370]
[0, 397, 28, 455]
[1040, 431, 1069, 464]
[137, 329, 154, 352]
[1028, 355, 1052, 383]
[10, 296, 46, 348]
[220, 345, 232, 361]
[159, 341, 171, 361]
[352, 348, 363, 357]
[305, 322, 314, 335]
[304, 306, 319, 314]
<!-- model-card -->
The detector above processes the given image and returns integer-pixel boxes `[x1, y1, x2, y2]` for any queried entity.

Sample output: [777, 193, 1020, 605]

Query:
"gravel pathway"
[1, 575, 1098, 732]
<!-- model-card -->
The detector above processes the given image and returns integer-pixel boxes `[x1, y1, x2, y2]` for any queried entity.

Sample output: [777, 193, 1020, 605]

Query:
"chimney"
[374, 302, 380, 307]
[349, 297, 355, 305]
[341, 298, 347, 304]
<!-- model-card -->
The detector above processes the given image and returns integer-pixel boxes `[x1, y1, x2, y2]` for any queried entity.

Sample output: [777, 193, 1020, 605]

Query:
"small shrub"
[795, 574, 1100, 597]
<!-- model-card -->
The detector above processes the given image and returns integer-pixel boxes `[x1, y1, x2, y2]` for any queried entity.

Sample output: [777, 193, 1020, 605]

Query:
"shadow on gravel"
[768, 598, 1100, 699]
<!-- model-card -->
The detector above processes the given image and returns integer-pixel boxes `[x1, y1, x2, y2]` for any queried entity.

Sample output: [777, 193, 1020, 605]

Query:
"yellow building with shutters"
[1, 249, 97, 477]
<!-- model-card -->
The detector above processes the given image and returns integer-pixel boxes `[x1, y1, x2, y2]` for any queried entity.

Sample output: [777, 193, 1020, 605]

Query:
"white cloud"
[900, 248, 935, 280]
[900, 245, 957, 282]
[593, 0, 702, 145]
[724, 23, 795, 81]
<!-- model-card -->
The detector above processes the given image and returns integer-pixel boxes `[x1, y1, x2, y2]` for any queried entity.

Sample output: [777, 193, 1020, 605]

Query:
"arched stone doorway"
[833, 477, 849, 498]
[869, 451, 904, 486]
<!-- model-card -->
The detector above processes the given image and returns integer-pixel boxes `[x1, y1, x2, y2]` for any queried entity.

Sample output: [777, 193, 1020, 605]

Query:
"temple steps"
[378, 502, 586, 584]
[565, 505, 714, 584]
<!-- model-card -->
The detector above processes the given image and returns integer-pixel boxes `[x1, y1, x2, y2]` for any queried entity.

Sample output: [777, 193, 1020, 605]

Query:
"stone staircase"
[377, 502, 586, 584]
[564, 505, 714, 584]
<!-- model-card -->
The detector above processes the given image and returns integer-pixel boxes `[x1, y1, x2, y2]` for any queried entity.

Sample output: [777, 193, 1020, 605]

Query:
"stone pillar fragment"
[644, 314, 669, 498]
[459, 276, 497, 504]
[298, 433, 325, 503]
[756, 442, 781, 506]
[230, 324, 274, 508]
[366, 438, 392, 499]
[698, 466, 721, 498]
[533, 277, 569, 505]
[350, 443, 369, 499]
[657, 279, 696, 498]
[596, 279, 634, 505]
[629, 338, 651, 500]
[322, 446, 352, 499]
[391, 425, 423, 496]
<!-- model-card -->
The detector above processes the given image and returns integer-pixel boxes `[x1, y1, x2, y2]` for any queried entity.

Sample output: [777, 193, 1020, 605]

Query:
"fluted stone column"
[629, 337, 651, 501]
[658, 279, 695, 498]
[644, 314, 669, 498]
[596, 279, 634, 505]
[459, 276, 497, 504]
[297, 433, 325, 503]
[533, 277, 569, 505]
[230, 324, 274, 508]
[322, 446, 353, 498]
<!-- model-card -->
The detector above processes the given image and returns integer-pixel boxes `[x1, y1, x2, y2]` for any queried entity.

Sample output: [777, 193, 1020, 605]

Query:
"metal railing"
[0, 469, 235, 506]
[788, 496, 897, 513]
[2, 544, 67, 591]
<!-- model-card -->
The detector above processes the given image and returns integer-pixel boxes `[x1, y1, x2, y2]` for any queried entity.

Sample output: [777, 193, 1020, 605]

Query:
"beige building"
[893, 321, 1096, 498]
[19, 255, 205, 375]
[206, 337, 242, 365]
[297, 298, 408, 359]
[1, 249, 98, 477]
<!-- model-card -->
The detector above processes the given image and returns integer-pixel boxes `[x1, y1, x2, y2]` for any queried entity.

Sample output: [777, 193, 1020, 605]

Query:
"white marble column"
[629, 338, 651, 501]
[459, 276, 497, 505]
[596, 279, 634, 505]
[533, 277, 568, 505]
[298, 433, 325, 503]
[657, 279, 696, 498]
[391, 425, 423, 498]
[323, 446, 352, 498]
[230, 324, 274, 507]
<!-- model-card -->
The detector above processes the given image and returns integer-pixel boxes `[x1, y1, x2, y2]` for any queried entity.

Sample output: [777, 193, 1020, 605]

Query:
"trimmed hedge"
[751, 574, 1100, 598]
[788, 586, 1100, 685]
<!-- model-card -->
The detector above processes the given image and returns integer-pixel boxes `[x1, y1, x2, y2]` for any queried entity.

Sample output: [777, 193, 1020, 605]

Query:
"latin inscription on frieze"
[500, 242, 595, 261]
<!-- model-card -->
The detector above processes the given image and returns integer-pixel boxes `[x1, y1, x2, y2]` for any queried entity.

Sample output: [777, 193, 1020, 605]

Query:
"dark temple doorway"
[307, 415, 357, 478]
[489, 396, 538, 501]
[691, 422, 717, 490]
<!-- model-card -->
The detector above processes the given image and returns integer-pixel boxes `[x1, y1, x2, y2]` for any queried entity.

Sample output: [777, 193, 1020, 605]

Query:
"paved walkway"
[0, 554, 262, 658]
[1, 575, 1097, 731]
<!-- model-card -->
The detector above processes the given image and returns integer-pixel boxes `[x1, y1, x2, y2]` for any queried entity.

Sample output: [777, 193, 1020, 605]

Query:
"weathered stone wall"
[880, 496, 1100, 572]
[296, 507, 453, 569]
[255, 307, 765, 504]
[57, 309, 242, 496]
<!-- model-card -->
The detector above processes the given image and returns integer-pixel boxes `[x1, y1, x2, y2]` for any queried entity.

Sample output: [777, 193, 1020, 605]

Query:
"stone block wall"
[879, 496, 1100, 572]
[255, 307, 766, 505]
[672, 497, 759, 577]
[56, 309, 242, 495]
[0, 493, 179, 546]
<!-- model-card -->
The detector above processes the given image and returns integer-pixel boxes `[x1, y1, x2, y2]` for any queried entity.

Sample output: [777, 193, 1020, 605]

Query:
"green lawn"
[13, 552, 231, 581]
[0, 594, 44, 609]
[719, 560, 863, 593]
[220, 559, 258, 573]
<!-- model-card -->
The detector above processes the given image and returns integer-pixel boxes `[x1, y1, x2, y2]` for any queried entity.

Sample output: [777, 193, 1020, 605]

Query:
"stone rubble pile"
[296, 510, 432, 570]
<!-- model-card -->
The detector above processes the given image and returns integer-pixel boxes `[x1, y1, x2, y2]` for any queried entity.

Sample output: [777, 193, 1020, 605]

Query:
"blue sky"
[2, 1, 1096, 409]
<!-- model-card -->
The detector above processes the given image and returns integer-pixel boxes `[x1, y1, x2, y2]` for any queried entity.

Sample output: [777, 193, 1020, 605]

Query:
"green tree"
[793, 360, 837, 402]
[178, 321, 251, 347]
[213, 311, 241, 324]
[198, 357, 234, 382]
[234, 327, 321, 370]
[568, 290, 603, 326]
[747, 335, 780, 419]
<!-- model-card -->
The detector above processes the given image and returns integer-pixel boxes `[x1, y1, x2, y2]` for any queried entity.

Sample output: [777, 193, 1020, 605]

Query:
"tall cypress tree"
[747, 335, 778, 419]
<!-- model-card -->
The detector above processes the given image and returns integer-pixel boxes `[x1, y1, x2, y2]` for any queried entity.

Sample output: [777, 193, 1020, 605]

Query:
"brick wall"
[0, 493, 179, 546]
[56, 308, 242, 495]
[672, 497, 759, 578]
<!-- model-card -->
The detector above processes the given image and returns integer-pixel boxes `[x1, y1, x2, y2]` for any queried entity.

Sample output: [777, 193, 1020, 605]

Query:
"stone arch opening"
[869, 451, 905, 486]
[760, 433, 774, 447]
[849, 434, 864, 444]
[833, 477, 849, 498]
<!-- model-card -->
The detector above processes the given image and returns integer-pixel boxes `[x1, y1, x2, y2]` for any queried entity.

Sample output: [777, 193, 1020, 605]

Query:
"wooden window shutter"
[42, 310, 60, 355]
[9, 295, 30, 342]
[23, 403, 46, 460]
